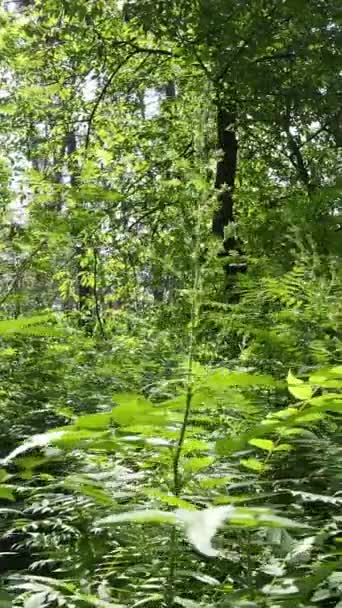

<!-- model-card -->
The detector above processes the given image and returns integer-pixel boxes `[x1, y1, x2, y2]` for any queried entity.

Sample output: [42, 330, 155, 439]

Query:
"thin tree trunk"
[213, 106, 237, 243]
[65, 131, 93, 326]
[212, 104, 245, 278]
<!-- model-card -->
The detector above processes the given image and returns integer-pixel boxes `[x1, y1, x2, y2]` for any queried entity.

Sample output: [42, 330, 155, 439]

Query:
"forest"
[0, 0, 341, 606]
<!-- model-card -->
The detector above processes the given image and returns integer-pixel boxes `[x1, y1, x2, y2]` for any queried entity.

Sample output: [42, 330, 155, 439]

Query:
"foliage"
[0, 1, 340, 608]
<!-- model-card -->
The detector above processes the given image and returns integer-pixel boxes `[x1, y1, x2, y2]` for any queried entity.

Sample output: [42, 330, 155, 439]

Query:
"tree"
[0, 1, 341, 607]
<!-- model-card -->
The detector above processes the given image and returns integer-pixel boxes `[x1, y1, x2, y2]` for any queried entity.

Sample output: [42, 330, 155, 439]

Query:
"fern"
[0, 315, 64, 337]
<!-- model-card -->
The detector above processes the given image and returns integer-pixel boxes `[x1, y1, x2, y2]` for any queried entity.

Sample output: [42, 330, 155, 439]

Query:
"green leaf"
[0, 103, 16, 115]
[111, 394, 166, 427]
[64, 478, 116, 506]
[182, 438, 209, 453]
[273, 407, 298, 419]
[0, 314, 57, 336]
[3, 428, 105, 462]
[287, 371, 312, 400]
[161, 396, 187, 410]
[287, 370, 303, 385]
[184, 571, 220, 586]
[0, 590, 14, 608]
[71, 185, 121, 203]
[240, 458, 267, 472]
[265, 528, 282, 546]
[143, 489, 197, 510]
[0, 485, 15, 501]
[130, 596, 163, 607]
[3, 433, 64, 462]
[285, 536, 315, 565]
[15, 456, 50, 470]
[76, 412, 114, 429]
[274, 444, 293, 452]
[54, 429, 107, 448]
[174, 597, 198, 608]
[279, 427, 315, 437]
[262, 562, 286, 576]
[262, 579, 298, 596]
[183, 456, 214, 473]
[310, 393, 342, 404]
[249, 438, 274, 452]
[296, 411, 324, 423]
[206, 369, 276, 389]
[98, 510, 178, 526]
[227, 508, 306, 529]
[255, 513, 309, 529]
[0, 469, 9, 482]
[309, 366, 342, 388]
[216, 419, 282, 454]
[214, 493, 274, 505]
[309, 394, 342, 413]
[199, 476, 234, 489]
[10, 326, 65, 337]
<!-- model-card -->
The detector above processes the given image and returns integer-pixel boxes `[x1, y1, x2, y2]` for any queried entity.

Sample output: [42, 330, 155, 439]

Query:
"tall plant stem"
[165, 186, 203, 608]
[164, 100, 210, 607]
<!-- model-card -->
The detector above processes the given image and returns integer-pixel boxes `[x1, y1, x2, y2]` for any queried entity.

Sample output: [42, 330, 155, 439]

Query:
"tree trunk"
[212, 106, 237, 244]
[212, 104, 246, 278]
[65, 131, 93, 326]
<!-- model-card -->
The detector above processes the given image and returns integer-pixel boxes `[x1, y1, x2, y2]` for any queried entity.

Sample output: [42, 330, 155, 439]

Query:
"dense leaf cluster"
[0, 1, 340, 607]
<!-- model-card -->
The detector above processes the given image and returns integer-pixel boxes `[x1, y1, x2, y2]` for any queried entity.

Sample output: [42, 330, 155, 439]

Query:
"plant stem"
[165, 194, 202, 608]
[164, 102, 209, 607]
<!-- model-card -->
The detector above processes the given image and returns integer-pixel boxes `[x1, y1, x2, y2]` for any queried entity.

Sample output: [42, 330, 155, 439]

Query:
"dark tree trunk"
[165, 81, 176, 99]
[212, 106, 238, 243]
[212, 104, 246, 277]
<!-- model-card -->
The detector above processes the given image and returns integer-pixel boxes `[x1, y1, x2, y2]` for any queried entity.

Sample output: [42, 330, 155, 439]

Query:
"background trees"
[0, 1, 341, 607]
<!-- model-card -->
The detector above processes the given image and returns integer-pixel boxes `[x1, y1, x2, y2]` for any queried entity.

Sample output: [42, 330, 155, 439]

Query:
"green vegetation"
[0, 1, 341, 607]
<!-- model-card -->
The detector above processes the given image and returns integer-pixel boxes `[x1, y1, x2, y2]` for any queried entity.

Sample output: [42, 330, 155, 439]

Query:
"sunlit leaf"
[64, 478, 116, 506]
[3, 431, 65, 463]
[240, 458, 267, 472]
[183, 456, 214, 473]
[248, 438, 274, 452]
[0, 469, 9, 482]
[0, 315, 61, 337]
[287, 371, 312, 400]
[205, 369, 276, 389]
[98, 509, 178, 526]
[185, 571, 220, 585]
[309, 366, 342, 388]
[262, 579, 298, 596]
[285, 536, 315, 564]
[111, 394, 167, 426]
[274, 443, 293, 452]
[262, 562, 286, 576]
[0, 485, 15, 501]
[143, 489, 197, 510]
[24, 592, 48, 608]
[174, 597, 198, 608]
[76, 412, 114, 429]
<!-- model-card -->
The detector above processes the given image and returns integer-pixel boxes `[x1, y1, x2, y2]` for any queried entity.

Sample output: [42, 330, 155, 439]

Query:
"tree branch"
[298, 123, 329, 149]
[84, 44, 176, 149]
[84, 51, 138, 150]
